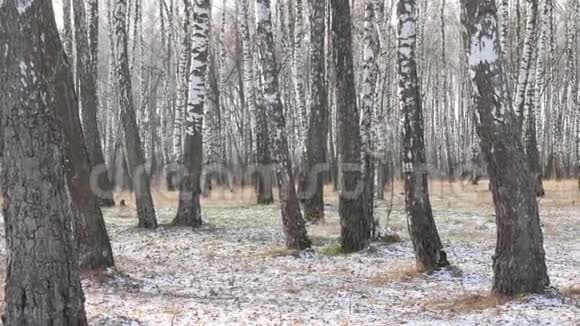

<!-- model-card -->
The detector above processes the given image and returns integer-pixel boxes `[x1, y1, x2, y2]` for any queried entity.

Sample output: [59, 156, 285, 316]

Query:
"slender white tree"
[173, 0, 211, 227]
[256, 0, 311, 250]
[113, 0, 158, 228]
[398, 0, 448, 271]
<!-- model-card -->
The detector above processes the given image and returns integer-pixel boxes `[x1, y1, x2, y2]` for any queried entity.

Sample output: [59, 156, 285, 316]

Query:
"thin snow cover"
[469, 19, 499, 67]
[0, 188, 577, 325]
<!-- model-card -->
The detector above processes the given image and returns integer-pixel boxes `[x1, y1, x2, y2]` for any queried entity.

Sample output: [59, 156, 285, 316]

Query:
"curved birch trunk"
[256, 0, 311, 250]
[398, 0, 448, 271]
[113, 0, 158, 229]
[461, 0, 550, 295]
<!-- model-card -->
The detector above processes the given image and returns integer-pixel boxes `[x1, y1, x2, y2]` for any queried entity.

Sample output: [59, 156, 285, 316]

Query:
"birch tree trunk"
[63, 0, 73, 58]
[113, 0, 158, 228]
[534, 0, 549, 167]
[577, 0, 580, 189]
[241, 0, 273, 204]
[293, 0, 308, 156]
[440, 0, 455, 182]
[461, 0, 550, 295]
[52, 0, 116, 270]
[173, 0, 192, 164]
[332, 0, 370, 252]
[74, 0, 116, 207]
[0, 1, 88, 323]
[499, 0, 510, 63]
[173, 0, 211, 227]
[398, 0, 448, 271]
[361, 1, 377, 237]
[256, 0, 311, 250]
[303, 0, 329, 222]
[513, 0, 539, 132]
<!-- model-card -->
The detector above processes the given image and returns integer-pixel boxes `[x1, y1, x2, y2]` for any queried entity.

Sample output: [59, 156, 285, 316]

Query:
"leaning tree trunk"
[303, 0, 329, 223]
[0, 1, 88, 324]
[256, 0, 311, 250]
[397, 0, 448, 272]
[172, 0, 210, 227]
[113, 0, 158, 229]
[332, 0, 370, 253]
[74, 0, 116, 207]
[460, 0, 550, 295]
[50, 0, 116, 269]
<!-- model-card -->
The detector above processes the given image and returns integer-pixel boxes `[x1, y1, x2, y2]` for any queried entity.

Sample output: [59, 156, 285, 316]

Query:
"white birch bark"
[256, 0, 311, 250]
[513, 0, 539, 132]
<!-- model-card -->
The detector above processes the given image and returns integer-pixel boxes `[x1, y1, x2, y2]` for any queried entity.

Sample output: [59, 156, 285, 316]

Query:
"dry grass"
[424, 292, 511, 314]
[538, 179, 580, 207]
[114, 186, 261, 209]
[109, 178, 580, 211]
[380, 179, 580, 210]
[319, 244, 347, 256]
[259, 246, 295, 258]
[368, 264, 421, 285]
[561, 285, 580, 299]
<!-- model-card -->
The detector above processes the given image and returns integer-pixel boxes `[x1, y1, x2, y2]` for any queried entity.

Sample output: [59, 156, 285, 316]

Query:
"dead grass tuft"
[369, 264, 420, 285]
[260, 247, 295, 258]
[319, 244, 346, 256]
[377, 232, 402, 244]
[561, 285, 580, 298]
[424, 292, 510, 314]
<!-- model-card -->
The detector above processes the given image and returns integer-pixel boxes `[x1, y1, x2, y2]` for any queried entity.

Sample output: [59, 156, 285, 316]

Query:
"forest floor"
[2, 180, 580, 325]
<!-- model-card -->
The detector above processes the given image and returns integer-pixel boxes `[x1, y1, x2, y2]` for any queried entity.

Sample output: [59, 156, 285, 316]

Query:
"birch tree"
[76, 0, 116, 207]
[460, 0, 550, 295]
[241, 0, 273, 204]
[303, 0, 329, 222]
[52, 0, 116, 270]
[513, 0, 539, 132]
[173, 0, 193, 164]
[256, 0, 311, 250]
[173, 0, 211, 227]
[361, 1, 377, 236]
[114, 0, 158, 229]
[0, 1, 88, 323]
[332, 0, 370, 252]
[398, 0, 448, 271]
[440, 0, 455, 181]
